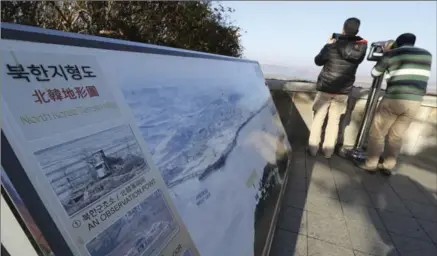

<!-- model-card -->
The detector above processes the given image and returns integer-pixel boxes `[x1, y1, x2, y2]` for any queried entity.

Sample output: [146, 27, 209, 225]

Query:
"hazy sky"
[220, 1, 437, 82]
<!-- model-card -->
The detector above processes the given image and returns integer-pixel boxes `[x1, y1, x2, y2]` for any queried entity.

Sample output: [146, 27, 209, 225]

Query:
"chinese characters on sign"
[32, 86, 100, 104]
[4, 63, 101, 104]
[75, 177, 156, 232]
[5, 64, 96, 82]
[80, 177, 149, 223]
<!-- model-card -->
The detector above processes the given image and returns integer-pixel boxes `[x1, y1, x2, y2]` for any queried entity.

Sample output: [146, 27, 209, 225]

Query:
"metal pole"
[354, 75, 384, 148]
[345, 75, 384, 161]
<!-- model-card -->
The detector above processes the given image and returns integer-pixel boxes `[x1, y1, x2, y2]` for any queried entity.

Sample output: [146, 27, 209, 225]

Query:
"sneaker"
[324, 153, 332, 159]
[355, 162, 378, 174]
[323, 148, 334, 159]
[377, 163, 392, 176]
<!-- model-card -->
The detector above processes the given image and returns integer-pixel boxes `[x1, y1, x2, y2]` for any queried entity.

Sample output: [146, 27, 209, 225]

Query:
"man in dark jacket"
[308, 17, 368, 158]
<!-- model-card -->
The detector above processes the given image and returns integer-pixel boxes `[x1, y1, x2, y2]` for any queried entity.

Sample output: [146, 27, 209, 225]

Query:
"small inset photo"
[86, 189, 179, 256]
[35, 124, 149, 216]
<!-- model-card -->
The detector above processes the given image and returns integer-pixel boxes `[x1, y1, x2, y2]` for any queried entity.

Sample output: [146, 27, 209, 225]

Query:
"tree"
[1, 1, 243, 57]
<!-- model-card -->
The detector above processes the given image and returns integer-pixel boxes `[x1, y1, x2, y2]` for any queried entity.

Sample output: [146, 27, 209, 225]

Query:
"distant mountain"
[260, 63, 437, 94]
[260, 64, 318, 81]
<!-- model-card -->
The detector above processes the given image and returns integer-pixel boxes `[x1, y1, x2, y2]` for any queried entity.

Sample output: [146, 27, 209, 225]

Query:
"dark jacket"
[315, 35, 368, 94]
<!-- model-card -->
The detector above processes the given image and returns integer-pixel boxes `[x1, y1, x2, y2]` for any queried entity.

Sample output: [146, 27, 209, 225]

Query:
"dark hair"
[343, 17, 361, 36]
[395, 33, 416, 47]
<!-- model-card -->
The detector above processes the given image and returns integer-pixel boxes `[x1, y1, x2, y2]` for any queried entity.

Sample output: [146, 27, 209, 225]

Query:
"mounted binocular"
[367, 40, 395, 62]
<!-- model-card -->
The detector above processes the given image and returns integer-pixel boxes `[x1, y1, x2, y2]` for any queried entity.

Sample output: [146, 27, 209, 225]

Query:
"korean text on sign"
[5, 64, 97, 82]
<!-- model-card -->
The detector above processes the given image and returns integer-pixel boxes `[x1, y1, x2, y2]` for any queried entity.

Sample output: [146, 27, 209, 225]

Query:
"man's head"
[343, 17, 360, 36]
[395, 33, 416, 47]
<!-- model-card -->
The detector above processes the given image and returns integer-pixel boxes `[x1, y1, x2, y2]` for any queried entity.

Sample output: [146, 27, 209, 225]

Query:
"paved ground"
[270, 148, 437, 256]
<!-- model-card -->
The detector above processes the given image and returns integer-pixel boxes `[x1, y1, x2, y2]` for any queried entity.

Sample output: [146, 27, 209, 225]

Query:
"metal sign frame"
[2, 131, 72, 255]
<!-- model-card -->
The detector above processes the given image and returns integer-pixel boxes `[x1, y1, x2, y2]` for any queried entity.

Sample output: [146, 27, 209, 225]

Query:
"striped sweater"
[371, 45, 433, 101]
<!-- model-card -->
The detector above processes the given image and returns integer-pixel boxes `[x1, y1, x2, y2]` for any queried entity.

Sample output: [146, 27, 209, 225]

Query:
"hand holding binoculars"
[367, 39, 395, 62]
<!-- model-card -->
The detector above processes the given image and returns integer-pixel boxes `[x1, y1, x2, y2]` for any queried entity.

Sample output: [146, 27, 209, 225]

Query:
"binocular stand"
[341, 75, 384, 162]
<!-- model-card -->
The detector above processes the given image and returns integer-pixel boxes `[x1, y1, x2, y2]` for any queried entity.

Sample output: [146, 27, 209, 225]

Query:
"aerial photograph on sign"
[86, 189, 179, 256]
[34, 124, 150, 216]
[183, 249, 195, 256]
[122, 62, 290, 255]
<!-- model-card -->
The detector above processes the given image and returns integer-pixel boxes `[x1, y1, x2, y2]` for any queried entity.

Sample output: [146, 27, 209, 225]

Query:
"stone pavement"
[270, 149, 437, 256]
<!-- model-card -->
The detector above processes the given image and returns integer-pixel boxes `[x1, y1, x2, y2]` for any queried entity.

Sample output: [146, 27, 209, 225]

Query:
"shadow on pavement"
[269, 88, 437, 256]
[308, 152, 437, 256]
[269, 90, 314, 255]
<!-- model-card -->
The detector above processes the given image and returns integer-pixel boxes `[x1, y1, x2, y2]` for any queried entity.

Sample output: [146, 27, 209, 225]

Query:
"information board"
[1, 23, 291, 256]
[1, 50, 199, 256]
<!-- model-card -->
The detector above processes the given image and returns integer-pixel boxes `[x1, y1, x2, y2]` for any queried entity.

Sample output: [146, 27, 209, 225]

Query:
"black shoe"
[355, 161, 377, 175]
[377, 163, 392, 176]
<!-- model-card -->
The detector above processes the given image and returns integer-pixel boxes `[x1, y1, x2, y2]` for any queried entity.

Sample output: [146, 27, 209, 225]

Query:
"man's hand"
[327, 36, 336, 44]
[383, 40, 395, 52]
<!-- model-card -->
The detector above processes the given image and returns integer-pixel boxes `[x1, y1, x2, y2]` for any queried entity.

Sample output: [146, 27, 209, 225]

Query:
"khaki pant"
[308, 92, 348, 157]
[365, 98, 421, 169]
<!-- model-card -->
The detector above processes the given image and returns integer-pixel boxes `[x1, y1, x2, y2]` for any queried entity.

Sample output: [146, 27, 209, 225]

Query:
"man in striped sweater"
[358, 33, 433, 175]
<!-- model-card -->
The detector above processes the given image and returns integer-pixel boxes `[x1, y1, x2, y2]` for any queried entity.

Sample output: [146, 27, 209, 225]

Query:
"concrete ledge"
[266, 79, 437, 108]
